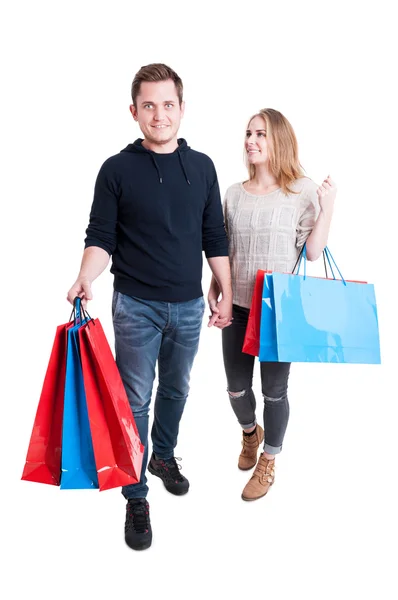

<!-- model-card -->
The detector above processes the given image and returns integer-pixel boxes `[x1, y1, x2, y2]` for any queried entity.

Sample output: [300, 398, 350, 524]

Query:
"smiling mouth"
[152, 125, 169, 129]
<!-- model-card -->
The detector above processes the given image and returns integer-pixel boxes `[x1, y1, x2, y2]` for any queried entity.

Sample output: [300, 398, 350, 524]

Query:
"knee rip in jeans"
[228, 389, 246, 398]
[263, 394, 285, 403]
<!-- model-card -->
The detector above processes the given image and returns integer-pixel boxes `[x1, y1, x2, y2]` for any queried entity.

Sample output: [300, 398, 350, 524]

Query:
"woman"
[208, 108, 336, 501]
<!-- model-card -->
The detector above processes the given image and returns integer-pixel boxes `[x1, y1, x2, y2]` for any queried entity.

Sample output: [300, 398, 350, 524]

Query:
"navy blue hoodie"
[84, 138, 228, 302]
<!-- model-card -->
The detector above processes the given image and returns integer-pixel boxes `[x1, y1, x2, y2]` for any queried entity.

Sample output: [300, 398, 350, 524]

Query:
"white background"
[1, 0, 397, 598]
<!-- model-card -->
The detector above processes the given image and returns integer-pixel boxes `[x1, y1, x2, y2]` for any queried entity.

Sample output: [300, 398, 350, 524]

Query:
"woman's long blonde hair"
[245, 108, 304, 194]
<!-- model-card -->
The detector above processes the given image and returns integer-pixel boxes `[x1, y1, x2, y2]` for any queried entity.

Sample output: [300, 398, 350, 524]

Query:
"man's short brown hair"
[131, 63, 183, 107]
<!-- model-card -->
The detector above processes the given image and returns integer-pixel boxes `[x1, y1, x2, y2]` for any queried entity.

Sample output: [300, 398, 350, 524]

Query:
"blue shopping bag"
[259, 246, 381, 364]
[60, 298, 99, 489]
[257, 273, 278, 362]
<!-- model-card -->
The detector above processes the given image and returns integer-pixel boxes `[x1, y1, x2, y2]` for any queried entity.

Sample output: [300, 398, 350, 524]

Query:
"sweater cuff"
[84, 240, 113, 256]
[204, 246, 229, 258]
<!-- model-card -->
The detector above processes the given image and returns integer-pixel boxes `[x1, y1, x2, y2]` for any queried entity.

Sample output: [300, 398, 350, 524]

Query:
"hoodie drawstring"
[150, 154, 163, 184]
[148, 147, 190, 185]
[178, 151, 191, 185]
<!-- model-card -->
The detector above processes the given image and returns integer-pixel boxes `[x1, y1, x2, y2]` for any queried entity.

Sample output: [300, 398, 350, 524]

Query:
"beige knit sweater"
[224, 177, 320, 308]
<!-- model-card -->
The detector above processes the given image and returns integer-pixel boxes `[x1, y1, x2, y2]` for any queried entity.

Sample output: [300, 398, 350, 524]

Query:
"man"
[67, 63, 232, 551]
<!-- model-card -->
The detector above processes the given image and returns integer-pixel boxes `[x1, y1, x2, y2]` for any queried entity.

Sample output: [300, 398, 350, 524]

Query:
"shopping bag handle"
[68, 296, 94, 325]
[293, 246, 329, 278]
[295, 245, 347, 286]
[322, 247, 346, 285]
[68, 297, 82, 324]
[81, 303, 95, 326]
[74, 297, 82, 324]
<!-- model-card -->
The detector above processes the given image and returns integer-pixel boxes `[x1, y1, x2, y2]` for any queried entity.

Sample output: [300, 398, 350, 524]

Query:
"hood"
[121, 138, 191, 184]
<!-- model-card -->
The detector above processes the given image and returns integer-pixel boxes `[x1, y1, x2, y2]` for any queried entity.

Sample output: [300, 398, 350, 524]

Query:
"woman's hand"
[316, 175, 337, 213]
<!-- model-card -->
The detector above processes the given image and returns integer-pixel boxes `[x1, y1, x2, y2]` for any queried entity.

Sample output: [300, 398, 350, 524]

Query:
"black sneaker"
[148, 453, 190, 496]
[125, 498, 152, 551]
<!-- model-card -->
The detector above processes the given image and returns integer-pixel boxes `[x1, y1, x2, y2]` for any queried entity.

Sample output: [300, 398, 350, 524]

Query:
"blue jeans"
[112, 291, 205, 499]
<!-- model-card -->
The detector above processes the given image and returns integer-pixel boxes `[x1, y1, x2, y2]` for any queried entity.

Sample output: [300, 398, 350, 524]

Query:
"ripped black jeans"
[222, 304, 291, 455]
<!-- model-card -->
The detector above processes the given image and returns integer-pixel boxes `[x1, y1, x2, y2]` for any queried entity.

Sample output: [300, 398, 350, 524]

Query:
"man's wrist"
[78, 273, 92, 283]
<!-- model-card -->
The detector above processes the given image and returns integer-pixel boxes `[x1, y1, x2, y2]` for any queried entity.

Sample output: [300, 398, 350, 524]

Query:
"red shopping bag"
[79, 319, 144, 491]
[22, 322, 71, 485]
[242, 270, 268, 357]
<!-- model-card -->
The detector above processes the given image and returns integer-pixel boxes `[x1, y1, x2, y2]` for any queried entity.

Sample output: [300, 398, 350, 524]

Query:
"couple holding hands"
[67, 63, 336, 550]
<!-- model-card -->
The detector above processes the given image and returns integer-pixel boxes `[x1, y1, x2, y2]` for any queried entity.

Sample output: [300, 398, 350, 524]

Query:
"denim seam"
[163, 302, 172, 331]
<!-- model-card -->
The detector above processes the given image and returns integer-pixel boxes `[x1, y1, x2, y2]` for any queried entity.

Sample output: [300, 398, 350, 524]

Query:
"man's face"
[130, 79, 185, 147]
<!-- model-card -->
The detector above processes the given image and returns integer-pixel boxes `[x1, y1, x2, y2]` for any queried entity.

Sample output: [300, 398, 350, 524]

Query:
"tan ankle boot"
[238, 424, 264, 470]
[241, 453, 275, 501]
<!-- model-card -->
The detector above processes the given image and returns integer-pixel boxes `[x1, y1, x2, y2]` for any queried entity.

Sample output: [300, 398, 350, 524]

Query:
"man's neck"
[142, 138, 179, 154]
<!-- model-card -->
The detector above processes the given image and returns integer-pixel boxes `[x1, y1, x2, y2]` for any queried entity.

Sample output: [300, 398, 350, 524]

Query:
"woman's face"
[245, 116, 270, 166]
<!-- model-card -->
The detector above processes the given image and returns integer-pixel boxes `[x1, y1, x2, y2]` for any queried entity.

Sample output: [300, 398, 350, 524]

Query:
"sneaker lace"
[126, 501, 150, 534]
[162, 457, 184, 483]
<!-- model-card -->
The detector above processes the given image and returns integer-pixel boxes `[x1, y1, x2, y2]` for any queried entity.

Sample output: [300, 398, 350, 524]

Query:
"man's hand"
[208, 296, 233, 329]
[206, 258, 233, 329]
[67, 277, 93, 308]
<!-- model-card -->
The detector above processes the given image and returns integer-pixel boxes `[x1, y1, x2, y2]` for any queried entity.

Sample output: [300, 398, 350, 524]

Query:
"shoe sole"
[241, 492, 267, 501]
[147, 464, 189, 496]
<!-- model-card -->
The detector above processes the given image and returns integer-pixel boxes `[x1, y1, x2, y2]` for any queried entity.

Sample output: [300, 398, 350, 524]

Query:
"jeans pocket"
[112, 290, 124, 320]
